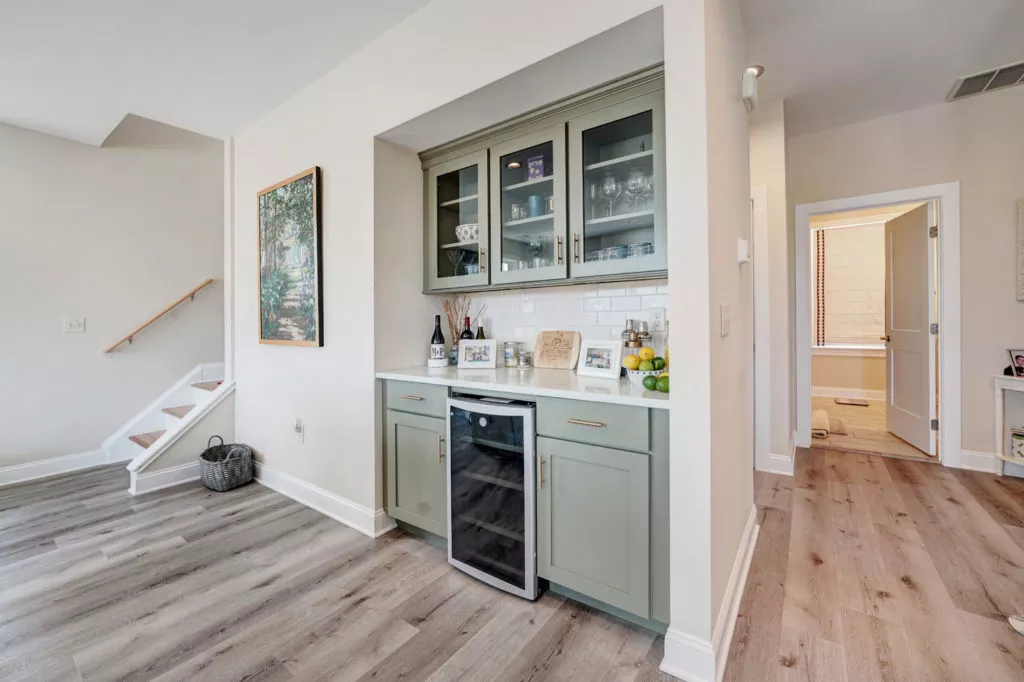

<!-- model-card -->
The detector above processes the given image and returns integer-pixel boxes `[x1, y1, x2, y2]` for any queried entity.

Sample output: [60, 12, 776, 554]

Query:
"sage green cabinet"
[426, 150, 490, 291]
[386, 410, 448, 537]
[568, 91, 667, 279]
[536, 436, 650, 618]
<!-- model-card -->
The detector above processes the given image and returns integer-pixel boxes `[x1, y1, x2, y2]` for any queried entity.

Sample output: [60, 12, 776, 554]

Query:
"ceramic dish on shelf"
[455, 223, 479, 242]
[626, 369, 660, 387]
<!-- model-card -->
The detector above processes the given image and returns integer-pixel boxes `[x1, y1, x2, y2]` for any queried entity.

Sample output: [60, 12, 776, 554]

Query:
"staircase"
[101, 364, 232, 490]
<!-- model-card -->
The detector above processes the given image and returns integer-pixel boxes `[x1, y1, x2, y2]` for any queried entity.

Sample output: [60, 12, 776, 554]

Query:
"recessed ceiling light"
[506, 160, 521, 169]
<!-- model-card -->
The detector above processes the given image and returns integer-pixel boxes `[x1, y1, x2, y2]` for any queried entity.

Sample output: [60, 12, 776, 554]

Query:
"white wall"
[0, 118, 224, 466]
[788, 85, 1024, 454]
[749, 100, 792, 458]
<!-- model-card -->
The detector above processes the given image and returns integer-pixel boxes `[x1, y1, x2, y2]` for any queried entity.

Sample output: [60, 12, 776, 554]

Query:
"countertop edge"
[375, 369, 671, 410]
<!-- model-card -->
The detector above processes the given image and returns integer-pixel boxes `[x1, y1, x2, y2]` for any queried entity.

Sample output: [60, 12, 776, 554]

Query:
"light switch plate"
[719, 304, 731, 338]
[63, 317, 86, 333]
[737, 238, 750, 264]
[649, 307, 666, 333]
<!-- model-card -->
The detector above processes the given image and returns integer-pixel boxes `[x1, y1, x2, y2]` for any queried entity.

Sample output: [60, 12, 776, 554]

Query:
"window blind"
[812, 224, 885, 346]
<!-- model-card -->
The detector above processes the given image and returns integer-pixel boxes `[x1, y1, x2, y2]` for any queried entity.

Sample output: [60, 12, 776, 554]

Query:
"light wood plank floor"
[0, 465, 670, 682]
[810, 396, 932, 461]
[725, 447, 1024, 681]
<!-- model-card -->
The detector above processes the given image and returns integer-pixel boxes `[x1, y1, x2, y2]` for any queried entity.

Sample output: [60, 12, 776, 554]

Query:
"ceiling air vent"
[947, 61, 1024, 101]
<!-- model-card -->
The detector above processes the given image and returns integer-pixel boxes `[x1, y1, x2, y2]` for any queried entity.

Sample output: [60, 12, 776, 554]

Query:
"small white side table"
[993, 375, 1024, 473]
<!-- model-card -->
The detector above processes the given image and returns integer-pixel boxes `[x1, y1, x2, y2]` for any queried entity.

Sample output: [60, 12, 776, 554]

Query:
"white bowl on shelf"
[626, 369, 661, 387]
[455, 223, 479, 242]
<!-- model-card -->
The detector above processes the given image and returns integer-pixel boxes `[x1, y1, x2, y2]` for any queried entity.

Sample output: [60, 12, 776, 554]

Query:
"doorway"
[795, 183, 962, 468]
[807, 203, 932, 460]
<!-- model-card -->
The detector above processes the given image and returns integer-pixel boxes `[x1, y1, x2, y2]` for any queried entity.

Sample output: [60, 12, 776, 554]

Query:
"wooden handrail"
[104, 278, 215, 353]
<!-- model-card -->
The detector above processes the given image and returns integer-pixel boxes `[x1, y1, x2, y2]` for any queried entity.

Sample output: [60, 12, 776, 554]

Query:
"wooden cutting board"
[534, 331, 582, 369]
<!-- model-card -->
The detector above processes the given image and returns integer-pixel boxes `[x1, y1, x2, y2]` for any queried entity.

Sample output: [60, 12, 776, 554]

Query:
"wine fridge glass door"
[447, 398, 536, 599]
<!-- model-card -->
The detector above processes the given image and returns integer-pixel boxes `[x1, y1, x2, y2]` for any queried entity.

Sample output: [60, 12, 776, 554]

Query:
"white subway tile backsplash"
[583, 297, 611, 312]
[460, 279, 667, 349]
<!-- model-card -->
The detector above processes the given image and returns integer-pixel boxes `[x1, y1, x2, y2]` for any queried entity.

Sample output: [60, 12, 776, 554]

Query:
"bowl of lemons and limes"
[624, 347, 670, 393]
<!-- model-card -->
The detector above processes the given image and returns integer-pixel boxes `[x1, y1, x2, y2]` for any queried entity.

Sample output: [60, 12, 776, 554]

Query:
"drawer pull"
[438, 435, 446, 463]
[566, 418, 606, 428]
[538, 455, 545, 489]
[399, 395, 425, 401]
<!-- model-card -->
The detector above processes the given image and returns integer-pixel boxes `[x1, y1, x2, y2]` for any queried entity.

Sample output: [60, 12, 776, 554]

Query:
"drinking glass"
[641, 174, 655, 211]
[589, 183, 599, 219]
[624, 168, 645, 213]
[601, 173, 621, 218]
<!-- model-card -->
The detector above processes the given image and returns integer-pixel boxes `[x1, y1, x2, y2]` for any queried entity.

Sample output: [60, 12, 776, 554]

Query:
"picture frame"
[1008, 349, 1024, 377]
[576, 339, 622, 379]
[458, 339, 498, 369]
[258, 166, 323, 346]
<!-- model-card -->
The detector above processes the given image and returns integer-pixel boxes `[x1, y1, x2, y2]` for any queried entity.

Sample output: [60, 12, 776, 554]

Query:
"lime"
[642, 375, 658, 391]
[652, 357, 666, 371]
[638, 360, 655, 372]
[656, 376, 670, 393]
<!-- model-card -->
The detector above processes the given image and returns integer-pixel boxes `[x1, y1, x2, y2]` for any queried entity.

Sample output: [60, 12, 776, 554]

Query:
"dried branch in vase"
[442, 296, 487, 342]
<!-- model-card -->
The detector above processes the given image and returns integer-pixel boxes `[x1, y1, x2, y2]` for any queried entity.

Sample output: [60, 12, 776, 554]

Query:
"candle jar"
[504, 341, 519, 367]
[518, 350, 534, 369]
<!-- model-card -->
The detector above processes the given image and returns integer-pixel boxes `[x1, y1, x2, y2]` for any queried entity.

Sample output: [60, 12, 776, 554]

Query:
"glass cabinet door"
[488, 126, 567, 285]
[426, 150, 490, 290]
[568, 92, 666, 278]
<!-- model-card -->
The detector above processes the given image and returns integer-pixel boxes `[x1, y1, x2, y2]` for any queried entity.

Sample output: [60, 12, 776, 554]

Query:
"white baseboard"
[760, 452, 794, 476]
[711, 506, 759, 682]
[130, 462, 201, 495]
[254, 462, 385, 539]
[660, 628, 715, 682]
[960, 450, 1000, 474]
[0, 449, 129, 487]
[812, 386, 886, 401]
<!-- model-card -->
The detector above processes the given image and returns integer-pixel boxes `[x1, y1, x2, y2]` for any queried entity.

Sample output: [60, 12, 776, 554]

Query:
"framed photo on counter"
[576, 339, 622, 379]
[458, 339, 498, 369]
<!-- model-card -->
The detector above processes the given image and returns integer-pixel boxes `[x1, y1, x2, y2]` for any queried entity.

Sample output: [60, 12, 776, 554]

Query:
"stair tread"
[162, 405, 195, 419]
[129, 430, 167, 449]
[192, 381, 223, 391]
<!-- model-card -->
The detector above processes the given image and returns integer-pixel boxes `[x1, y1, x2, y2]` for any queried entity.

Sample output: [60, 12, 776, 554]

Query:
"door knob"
[880, 335, 891, 343]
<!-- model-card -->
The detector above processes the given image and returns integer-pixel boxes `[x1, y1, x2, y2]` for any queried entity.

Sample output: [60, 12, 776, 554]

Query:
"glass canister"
[504, 341, 519, 367]
[637, 321, 652, 348]
[518, 350, 534, 369]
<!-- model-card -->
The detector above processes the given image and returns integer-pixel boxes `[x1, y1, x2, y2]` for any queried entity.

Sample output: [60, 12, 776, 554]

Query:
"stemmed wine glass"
[640, 174, 655, 211]
[601, 173, 621, 218]
[446, 248, 465, 277]
[624, 168, 645, 213]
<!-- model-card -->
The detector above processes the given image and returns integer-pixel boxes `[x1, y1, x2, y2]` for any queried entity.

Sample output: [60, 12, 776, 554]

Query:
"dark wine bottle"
[460, 316, 474, 340]
[428, 314, 447, 367]
[475, 325, 485, 339]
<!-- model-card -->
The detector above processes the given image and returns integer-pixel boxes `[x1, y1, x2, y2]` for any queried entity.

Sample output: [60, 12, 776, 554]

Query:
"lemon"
[638, 347, 655, 362]
[622, 354, 641, 370]
[658, 371, 669, 378]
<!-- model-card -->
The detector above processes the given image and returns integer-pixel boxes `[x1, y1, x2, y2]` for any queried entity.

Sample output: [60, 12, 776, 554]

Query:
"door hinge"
[930, 322, 939, 335]
[930, 419, 939, 431]
[929, 225, 938, 238]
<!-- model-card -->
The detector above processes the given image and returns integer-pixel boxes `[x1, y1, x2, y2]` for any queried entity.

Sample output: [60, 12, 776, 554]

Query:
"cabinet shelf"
[584, 149, 654, 172]
[459, 470, 524, 492]
[583, 209, 655, 237]
[440, 240, 479, 250]
[456, 514, 525, 542]
[502, 176, 553, 192]
[503, 214, 553, 228]
[439, 194, 478, 207]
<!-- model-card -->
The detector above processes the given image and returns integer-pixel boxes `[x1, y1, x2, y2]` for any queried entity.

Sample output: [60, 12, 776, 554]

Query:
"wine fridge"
[447, 396, 537, 600]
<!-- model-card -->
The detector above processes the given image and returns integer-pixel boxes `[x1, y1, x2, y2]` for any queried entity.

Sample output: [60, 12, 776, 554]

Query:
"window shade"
[813, 224, 885, 346]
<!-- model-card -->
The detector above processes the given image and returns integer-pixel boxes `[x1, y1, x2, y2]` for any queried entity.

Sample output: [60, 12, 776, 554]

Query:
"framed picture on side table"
[458, 339, 498, 369]
[1008, 349, 1024, 377]
[576, 340, 622, 379]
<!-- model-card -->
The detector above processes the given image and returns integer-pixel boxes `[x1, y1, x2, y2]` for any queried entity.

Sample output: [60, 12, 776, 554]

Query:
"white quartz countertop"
[375, 366, 670, 409]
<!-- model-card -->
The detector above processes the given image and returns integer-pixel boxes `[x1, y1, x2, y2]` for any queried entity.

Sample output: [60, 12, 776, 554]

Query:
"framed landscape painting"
[258, 167, 323, 346]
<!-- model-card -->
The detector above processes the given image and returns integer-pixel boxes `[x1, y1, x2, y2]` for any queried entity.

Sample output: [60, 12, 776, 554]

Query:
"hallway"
[724, 448, 1024, 680]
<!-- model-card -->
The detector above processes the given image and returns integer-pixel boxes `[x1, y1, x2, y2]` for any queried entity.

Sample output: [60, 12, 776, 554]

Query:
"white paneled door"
[884, 203, 937, 456]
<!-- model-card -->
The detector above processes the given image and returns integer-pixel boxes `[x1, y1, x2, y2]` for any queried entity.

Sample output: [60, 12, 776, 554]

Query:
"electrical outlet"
[294, 418, 304, 444]
[63, 317, 86, 333]
[649, 307, 666, 333]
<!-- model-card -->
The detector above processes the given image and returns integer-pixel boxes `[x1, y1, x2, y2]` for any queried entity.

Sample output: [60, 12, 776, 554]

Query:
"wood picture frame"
[258, 167, 323, 346]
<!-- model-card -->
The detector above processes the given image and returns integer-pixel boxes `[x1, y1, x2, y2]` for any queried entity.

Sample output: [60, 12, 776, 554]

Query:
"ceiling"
[810, 203, 925, 229]
[742, 0, 1024, 136]
[0, 0, 429, 145]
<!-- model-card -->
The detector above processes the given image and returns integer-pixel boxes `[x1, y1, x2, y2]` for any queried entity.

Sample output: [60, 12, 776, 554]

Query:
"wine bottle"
[427, 315, 447, 368]
[460, 316, 474, 340]
[475, 325, 485, 339]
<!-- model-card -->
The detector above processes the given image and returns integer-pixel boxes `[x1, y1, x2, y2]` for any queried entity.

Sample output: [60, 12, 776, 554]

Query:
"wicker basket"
[200, 436, 253, 492]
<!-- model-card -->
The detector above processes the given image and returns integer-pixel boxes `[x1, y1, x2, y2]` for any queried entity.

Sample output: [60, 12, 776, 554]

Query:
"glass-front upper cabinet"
[488, 126, 567, 285]
[426, 150, 490, 290]
[568, 92, 666, 278]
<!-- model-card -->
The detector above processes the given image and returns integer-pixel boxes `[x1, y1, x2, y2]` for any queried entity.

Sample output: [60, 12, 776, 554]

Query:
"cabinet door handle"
[567, 418, 606, 428]
[399, 395, 425, 401]
[573, 234, 580, 263]
[538, 455, 545, 489]
[438, 435, 446, 463]
[479, 246, 487, 272]
[557, 236, 564, 265]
